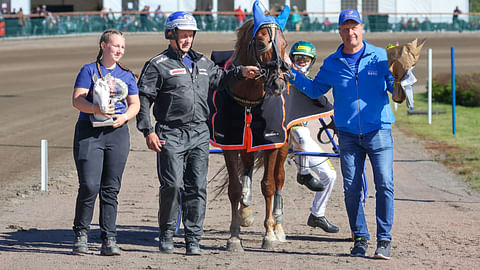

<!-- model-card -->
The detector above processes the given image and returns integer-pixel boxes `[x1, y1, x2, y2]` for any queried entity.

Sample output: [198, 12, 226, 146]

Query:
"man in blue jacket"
[289, 9, 395, 260]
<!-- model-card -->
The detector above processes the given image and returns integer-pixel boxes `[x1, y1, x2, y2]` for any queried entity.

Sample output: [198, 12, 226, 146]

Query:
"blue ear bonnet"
[252, 0, 290, 37]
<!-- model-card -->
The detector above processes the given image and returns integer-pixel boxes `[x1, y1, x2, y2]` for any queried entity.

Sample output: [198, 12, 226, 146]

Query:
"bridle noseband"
[248, 24, 291, 95]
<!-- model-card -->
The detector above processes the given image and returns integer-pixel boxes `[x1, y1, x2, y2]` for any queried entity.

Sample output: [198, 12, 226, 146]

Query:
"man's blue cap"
[338, 9, 362, 25]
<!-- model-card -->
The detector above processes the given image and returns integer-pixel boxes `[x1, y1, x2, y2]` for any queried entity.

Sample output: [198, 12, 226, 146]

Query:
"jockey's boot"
[307, 214, 339, 233]
[297, 173, 326, 192]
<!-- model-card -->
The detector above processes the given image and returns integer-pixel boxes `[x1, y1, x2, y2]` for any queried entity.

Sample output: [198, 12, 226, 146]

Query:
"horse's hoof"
[227, 238, 244, 252]
[275, 232, 287, 242]
[261, 238, 276, 250]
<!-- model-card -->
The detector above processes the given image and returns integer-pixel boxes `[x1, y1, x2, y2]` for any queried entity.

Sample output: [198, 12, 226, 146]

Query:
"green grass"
[393, 92, 480, 191]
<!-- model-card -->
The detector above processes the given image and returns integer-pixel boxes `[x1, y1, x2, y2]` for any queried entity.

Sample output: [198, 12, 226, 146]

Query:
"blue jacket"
[290, 41, 395, 135]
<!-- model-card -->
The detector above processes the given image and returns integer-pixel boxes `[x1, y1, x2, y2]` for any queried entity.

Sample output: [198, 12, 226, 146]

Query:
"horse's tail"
[208, 151, 263, 201]
[208, 164, 228, 201]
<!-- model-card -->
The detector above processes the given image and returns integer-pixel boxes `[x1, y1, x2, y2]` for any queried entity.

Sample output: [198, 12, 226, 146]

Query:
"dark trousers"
[156, 122, 209, 243]
[73, 120, 130, 239]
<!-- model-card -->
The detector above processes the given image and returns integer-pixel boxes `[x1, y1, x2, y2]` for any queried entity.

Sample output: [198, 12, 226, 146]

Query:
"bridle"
[248, 23, 291, 96]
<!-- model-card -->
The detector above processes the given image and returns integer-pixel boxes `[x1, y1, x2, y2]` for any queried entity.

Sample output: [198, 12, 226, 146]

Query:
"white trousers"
[290, 126, 337, 217]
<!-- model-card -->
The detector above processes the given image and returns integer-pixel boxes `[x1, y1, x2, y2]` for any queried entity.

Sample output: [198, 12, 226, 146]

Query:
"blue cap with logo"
[338, 9, 362, 25]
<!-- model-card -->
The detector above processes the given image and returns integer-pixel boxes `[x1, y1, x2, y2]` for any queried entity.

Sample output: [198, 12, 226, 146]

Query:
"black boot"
[72, 229, 89, 255]
[307, 214, 339, 233]
[297, 173, 326, 192]
[100, 237, 121, 256]
[159, 231, 174, 254]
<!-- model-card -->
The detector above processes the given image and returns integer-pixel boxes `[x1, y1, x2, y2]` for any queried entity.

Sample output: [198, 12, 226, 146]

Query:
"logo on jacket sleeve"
[169, 68, 187, 75]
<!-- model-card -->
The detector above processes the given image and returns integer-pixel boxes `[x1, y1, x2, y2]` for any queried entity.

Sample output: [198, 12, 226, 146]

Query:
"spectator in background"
[140, 5, 151, 31]
[322, 17, 332, 31]
[106, 8, 117, 29]
[453, 6, 461, 24]
[154, 5, 165, 23]
[407, 18, 418, 31]
[17, 8, 27, 36]
[205, 4, 214, 31]
[235, 5, 246, 28]
[45, 12, 57, 34]
[31, 5, 46, 35]
[453, 6, 462, 31]
[421, 17, 432, 31]
[398, 17, 408, 32]
[290, 6, 302, 31]
[193, 8, 204, 30]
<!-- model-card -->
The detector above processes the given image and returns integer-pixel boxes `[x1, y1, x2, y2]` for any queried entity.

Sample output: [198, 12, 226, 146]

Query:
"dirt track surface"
[1, 32, 479, 269]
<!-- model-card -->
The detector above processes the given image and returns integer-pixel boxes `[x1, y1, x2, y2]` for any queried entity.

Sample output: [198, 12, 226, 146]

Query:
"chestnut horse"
[213, 8, 291, 251]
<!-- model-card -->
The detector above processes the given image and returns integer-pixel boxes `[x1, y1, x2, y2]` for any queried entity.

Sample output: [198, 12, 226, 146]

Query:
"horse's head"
[92, 73, 112, 113]
[234, 2, 291, 97]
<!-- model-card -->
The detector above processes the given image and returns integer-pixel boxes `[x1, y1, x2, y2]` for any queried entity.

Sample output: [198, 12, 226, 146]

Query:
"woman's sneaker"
[72, 230, 88, 255]
[374, 240, 391, 260]
[350, 237, 368, 257]
[100, 237, 121, 256]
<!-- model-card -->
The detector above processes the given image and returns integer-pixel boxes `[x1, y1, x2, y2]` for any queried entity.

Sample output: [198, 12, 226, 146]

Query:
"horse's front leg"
[223, 150, 244, 252]
[239, 151, 255, 227]
[272, 143, 289, 242]
[261, 149, 279, 249]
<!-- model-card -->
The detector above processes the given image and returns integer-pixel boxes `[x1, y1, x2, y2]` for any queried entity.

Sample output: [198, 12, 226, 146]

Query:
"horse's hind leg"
[273, 189, 286, 242]
[273, 143, 289, 243]
[223, 151, 244, 252]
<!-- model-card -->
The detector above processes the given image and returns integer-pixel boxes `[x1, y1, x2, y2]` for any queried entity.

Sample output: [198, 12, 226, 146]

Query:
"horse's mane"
[232, 19, 255, 66]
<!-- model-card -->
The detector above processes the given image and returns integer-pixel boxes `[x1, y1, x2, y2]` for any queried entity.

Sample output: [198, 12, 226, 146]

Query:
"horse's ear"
[105, 73, 112, 81]
[275, 5, 290, 31]
[252, 0, 265, 35]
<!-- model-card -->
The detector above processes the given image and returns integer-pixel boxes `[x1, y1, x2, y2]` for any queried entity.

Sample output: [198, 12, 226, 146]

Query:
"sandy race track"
[0, 32, 479, 269]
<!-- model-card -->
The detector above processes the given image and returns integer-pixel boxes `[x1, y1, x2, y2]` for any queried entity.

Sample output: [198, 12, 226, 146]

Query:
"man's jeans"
[338, 129, 394, 241]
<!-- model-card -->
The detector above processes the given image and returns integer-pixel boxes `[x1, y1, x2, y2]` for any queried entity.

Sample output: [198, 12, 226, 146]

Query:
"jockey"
[289, 40, 339, 233]
[289, 40, 316, 74]
[164, 11, 199, 55]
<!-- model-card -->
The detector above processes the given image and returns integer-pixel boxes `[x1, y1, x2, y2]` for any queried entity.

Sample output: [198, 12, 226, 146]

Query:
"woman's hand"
[112, 113, 128, 128]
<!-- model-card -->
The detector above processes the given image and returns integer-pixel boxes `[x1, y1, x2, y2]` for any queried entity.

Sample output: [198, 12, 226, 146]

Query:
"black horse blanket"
[208, 51, 334, 152]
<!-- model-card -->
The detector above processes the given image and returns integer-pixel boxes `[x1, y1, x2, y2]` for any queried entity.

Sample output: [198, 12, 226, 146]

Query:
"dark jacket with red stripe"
[136, 46, 244, 136]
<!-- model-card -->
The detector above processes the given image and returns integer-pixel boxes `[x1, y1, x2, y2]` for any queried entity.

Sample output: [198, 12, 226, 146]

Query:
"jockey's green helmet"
[289, 40, 316, 73]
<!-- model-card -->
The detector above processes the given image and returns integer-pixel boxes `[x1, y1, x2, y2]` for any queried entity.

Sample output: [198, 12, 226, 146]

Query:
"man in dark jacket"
[136, 11, 258, 256]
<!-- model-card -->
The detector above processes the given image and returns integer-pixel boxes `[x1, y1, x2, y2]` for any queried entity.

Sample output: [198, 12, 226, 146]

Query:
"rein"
[248, 24, 291, 91]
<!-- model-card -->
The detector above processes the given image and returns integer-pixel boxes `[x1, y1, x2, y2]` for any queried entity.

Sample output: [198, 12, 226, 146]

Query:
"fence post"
[428, 48, 432, 124]
[41, 139, 48, 191]
[451, 47, 456, 135]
